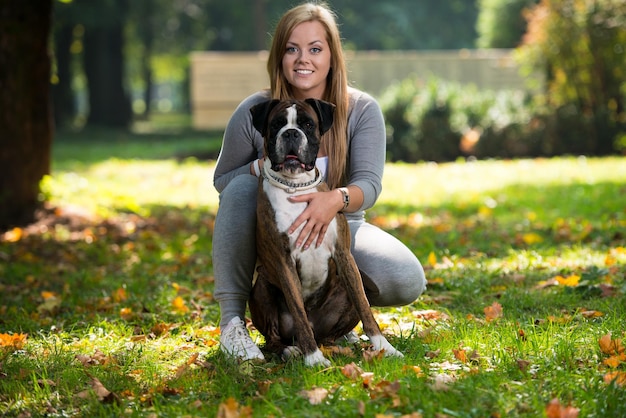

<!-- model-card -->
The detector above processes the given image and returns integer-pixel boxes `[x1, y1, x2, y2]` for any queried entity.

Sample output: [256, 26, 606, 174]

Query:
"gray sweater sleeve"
[213, 91, 269, 193]
[346, 88, 386, 214]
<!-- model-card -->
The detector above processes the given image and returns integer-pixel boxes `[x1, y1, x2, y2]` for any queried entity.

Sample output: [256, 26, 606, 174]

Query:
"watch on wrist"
[338, 187, 350, 210]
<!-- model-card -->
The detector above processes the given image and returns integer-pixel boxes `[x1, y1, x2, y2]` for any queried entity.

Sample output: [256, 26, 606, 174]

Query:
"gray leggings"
[212, 174, 426, 327]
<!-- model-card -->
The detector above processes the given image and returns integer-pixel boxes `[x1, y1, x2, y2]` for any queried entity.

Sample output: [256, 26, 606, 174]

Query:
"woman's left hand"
[287, 190, 343, 250]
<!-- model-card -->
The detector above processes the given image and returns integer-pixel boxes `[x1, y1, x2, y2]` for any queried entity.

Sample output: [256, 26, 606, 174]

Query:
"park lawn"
[1, 132, 625, 417]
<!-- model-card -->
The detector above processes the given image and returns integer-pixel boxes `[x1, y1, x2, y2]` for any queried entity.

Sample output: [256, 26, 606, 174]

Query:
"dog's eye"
[271, 119, 285, 131]
[299, 119, 314, 131]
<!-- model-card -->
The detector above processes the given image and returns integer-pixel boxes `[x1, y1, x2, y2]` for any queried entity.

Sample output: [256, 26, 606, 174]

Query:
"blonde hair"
[267, 2, 349, 189]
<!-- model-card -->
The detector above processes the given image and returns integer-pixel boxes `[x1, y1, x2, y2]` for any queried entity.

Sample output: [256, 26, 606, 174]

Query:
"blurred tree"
[517, 0, 626, 154]
[50, 0, 486, 127]
[51, 9, 75, 129]
[0, 0, 53, 228]
[334, 0, 479, 50]
[82, 0, 132, 127]
[476, 0, 537, 48]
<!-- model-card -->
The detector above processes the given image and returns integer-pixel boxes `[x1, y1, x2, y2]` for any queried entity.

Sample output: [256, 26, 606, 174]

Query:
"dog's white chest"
[264, 183, 338, 299]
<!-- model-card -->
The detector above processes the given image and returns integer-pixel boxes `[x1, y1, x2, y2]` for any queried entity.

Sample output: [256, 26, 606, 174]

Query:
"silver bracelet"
[338, 187, 350, 210]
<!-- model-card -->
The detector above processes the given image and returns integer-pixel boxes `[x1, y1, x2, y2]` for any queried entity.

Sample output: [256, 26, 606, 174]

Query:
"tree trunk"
[0, 0, 53, 229]
[83, 0, 131, 128]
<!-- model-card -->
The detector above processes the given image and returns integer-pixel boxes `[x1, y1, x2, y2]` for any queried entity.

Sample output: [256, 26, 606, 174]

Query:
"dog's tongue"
[284, 155, 304, 169]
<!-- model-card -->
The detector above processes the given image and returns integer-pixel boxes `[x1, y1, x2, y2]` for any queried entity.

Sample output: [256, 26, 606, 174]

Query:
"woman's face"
[282, 20, 332, 100]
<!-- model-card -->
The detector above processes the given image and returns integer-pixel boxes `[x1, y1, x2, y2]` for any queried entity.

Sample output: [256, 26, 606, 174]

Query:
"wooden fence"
[190, 49, 526, 130]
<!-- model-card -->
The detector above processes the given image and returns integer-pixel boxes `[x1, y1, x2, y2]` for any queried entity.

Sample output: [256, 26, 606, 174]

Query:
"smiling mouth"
[276, 155, 315, 172]
[295, 69, 313, 75]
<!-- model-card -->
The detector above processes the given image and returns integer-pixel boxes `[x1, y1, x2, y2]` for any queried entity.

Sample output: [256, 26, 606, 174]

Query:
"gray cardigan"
[213, 87, 386, 220]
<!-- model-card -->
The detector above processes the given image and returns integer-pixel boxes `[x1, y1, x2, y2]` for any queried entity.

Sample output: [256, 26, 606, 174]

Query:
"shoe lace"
[225, 320, 257, 350]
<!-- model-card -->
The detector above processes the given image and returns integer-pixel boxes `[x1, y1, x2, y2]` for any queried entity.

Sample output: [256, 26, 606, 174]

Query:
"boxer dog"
[248, 98, 403, 367]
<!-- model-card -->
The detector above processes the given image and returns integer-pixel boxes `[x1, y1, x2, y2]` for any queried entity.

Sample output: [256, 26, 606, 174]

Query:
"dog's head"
[250, 99, 335, 175]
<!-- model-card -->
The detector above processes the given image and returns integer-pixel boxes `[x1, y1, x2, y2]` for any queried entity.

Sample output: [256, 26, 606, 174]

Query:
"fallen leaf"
[412, 309, 450, 321]
[363, 348, 385, 362]
[321, 345, 354, 357]
[603, 354, 625, 368]
[402, 365, 424, 377]
[555, 274, 581, 287]
[599, 333, 623, 355]
[361, 371, 375, 386]
[76, 349, 112, 367]
[217, 397, 252, 418]
[120, 307, 133, 320]
[604, 254, 616, 266]
[299, 387, 329, 405]
[580, 310, 603, 319]
[112, 287, 128, 302]
[2, 227, 23, 242]
[76, 377, 119, 404]
[0, 332, 27, 349]
[340, 362, 364, 379]
[172, 296, 189, 313]
[604, 371, 626, 387]
[522, 232, 543, 245]
[173, 352, 199, 379]
[484, 302, 503, 322]
[453, 348, 468, 363]
[151, 322, 170, 337]
[516, 359, 531, 372]
[430, 373, 455, 391]
[428, 251, 437, 267]
[545, 398, 579, 418]
[425, 349, 441, 359]
[368, 379, 402, 402]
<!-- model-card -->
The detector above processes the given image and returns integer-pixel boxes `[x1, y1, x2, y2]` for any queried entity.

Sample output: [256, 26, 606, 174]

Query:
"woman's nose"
[296, 50, 309, 62]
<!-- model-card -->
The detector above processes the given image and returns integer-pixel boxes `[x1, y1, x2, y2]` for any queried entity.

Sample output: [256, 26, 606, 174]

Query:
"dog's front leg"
[334, 246, 404, 358]
[277, 266, 331, 367]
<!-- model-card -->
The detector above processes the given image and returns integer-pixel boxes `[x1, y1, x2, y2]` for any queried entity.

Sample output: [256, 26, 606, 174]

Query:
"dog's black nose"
[282, 129, 301, 141]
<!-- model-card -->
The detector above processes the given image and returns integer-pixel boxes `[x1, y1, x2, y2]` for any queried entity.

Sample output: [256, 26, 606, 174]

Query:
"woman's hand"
[287, 190, 344, 249]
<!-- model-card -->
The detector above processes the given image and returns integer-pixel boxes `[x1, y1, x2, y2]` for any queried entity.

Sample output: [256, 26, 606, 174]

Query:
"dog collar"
[262, 163, 323, 193]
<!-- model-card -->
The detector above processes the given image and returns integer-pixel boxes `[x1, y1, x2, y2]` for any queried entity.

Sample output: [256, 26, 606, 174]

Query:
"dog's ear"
[304, 98, 335, 136]
[250, 99, 281, 135]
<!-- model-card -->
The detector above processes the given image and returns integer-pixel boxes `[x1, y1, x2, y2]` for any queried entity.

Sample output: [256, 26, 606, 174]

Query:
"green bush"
[380, 75, 625, 162]
[380, 76, 537, 162]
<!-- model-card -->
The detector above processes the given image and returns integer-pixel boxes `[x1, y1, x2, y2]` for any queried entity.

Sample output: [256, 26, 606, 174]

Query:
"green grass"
[1, 133, 625, 417]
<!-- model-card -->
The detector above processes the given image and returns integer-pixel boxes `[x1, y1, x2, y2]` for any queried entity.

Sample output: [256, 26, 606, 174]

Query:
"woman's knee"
[219, 175, 258, 207]
[365, 258, 427, 307]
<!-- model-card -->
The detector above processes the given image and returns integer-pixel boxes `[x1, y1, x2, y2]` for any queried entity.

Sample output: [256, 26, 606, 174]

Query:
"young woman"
[212, 2, 426, 362]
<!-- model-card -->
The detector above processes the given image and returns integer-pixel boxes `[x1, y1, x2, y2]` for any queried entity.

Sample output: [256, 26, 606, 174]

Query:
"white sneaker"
[220, 316, 265, 362]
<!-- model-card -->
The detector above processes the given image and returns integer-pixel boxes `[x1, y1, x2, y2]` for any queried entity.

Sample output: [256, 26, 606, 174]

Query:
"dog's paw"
[370, 335, 404, 358]
[282, 345, 303, 361]
[304, 349, 331, 368]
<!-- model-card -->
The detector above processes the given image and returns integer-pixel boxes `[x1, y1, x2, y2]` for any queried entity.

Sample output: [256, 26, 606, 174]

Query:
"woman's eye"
[286, 46, 298, 54]
[310, 47, 321, 54]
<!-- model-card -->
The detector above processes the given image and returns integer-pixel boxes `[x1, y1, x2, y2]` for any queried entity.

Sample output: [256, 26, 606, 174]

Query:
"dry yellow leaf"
[299, 387, 329, 405]
[427, 251, 437, 267]
[604, 371, 626, 387]
[522, 232, 543, 245]
[172, 296, 189, 313]
[484, 301, 503, 322]
[545, 398, 579, 418]
[555, 274, 580, 287]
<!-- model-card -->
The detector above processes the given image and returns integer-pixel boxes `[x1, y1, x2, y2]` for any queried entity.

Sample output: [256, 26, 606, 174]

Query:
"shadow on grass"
[53, 127, 224, 170]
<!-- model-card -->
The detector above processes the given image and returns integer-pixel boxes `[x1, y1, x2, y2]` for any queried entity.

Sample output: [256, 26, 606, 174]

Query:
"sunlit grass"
[1, 149, 625, 416]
